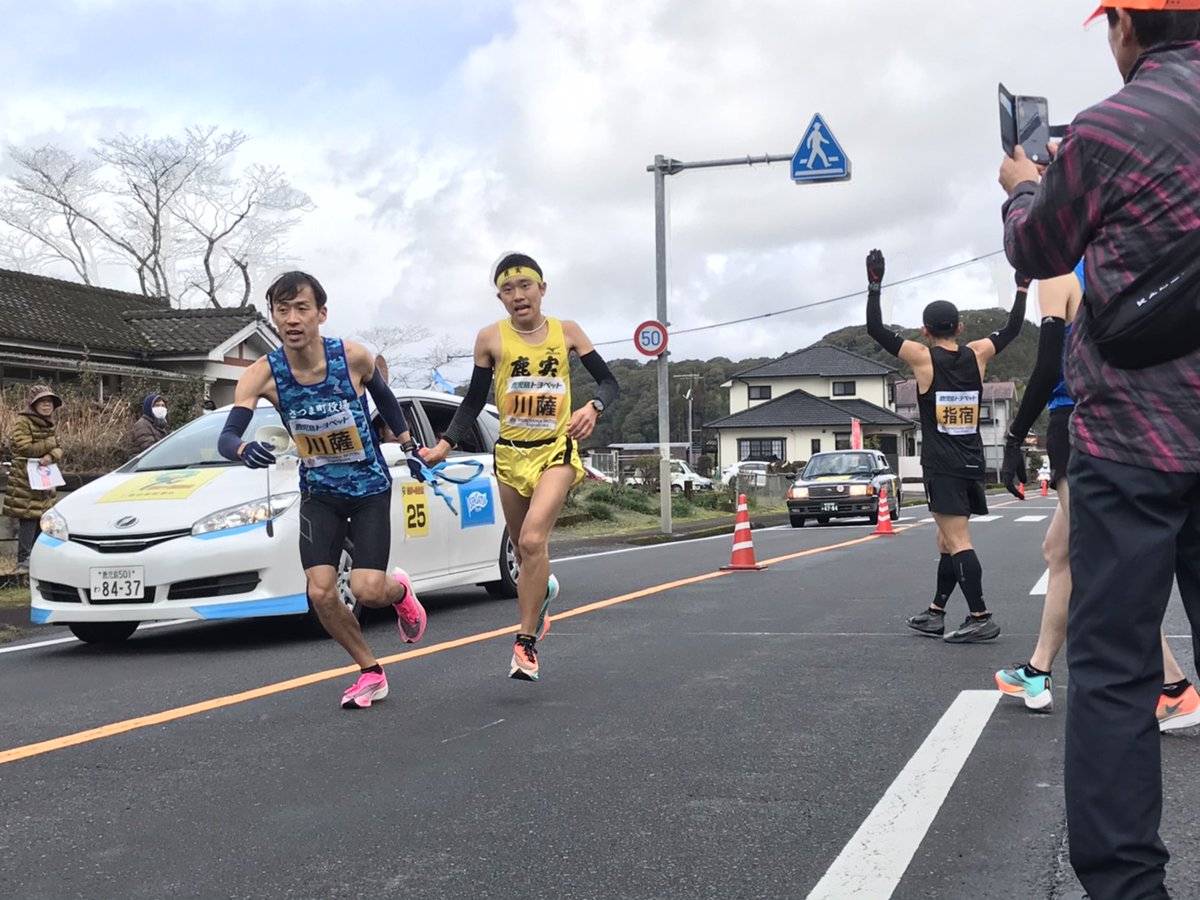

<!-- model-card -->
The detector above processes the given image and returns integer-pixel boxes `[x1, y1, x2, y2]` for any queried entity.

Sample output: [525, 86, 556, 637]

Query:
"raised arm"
[969, 272, 1030, 367]
[864, 249, 932, 379]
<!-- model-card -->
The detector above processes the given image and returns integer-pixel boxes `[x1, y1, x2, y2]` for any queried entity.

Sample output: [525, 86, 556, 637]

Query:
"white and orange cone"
[720, 493, 767, 571]
[873, 486, 896, 536]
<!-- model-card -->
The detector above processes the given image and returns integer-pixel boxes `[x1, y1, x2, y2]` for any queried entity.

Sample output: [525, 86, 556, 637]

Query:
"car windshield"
[129, 407, 296, 472]
[802, 453, 875, 478]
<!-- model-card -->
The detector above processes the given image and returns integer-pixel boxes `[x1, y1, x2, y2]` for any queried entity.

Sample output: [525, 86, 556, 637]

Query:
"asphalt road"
[2, 496, 1198, 900]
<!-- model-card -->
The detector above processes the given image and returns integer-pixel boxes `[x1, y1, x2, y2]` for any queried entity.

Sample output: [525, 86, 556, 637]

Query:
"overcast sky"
[0, 0, 1122, 383]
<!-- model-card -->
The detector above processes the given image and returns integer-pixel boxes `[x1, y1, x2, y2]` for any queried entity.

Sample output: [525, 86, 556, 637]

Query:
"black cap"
[922, 300, 960, 329]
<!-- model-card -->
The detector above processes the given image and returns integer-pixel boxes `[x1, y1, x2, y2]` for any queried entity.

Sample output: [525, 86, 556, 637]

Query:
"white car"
[720, 460, 770, 486]
[30, 390, 518, 644]
[668, 460, 713, 492]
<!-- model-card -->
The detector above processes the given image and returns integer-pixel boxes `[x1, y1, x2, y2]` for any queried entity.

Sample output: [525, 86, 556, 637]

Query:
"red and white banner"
[851, 418, 863, 449]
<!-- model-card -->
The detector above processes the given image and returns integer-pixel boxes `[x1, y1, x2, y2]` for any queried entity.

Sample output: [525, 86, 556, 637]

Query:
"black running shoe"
[943, 615, 1001, 643]
[906, 607, 946, 636]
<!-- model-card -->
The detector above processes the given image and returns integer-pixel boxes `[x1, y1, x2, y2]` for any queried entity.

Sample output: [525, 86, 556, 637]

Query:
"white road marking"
[440, 718, 505, 744]
[805, 690, 1001, 899]
[0, 619, 193, 656]
[1030, 569, 1049, 596]
[1015, 515, 1048, 523]
[971, 515, 1002, 523]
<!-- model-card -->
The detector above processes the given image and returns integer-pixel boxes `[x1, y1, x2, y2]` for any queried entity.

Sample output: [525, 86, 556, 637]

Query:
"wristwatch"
[589, 399, 605, 416]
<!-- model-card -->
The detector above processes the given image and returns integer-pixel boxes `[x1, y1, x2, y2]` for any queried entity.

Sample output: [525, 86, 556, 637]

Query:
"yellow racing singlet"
[495, 317, 572, 442]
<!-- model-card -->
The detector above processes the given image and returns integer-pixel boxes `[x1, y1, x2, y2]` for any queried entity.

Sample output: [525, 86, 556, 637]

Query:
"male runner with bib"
[218, 271, 428, 710]
[420, 252, 619, 681]
[865, 249, 1026, 642]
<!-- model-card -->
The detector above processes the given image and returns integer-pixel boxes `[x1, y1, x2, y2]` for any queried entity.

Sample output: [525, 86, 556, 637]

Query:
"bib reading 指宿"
[934, 390, 980, 436]
[495, 318, 572, 442]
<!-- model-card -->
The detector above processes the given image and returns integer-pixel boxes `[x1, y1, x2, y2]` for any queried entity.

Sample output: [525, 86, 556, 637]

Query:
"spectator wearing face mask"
[131, 392, 169, 456]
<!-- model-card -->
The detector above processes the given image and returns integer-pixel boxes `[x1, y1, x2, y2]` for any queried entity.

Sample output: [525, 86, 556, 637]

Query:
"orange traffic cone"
[873, 486, 896, 535]
[1040, 478, 1049, 497]
[720, 493, 767, 571]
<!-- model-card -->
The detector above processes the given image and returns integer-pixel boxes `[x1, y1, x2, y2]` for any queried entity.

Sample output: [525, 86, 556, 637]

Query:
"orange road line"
[0, 515, 958, 767]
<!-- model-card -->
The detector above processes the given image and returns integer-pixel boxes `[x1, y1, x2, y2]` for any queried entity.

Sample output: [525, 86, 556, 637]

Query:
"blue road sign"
[791, 113, 850, 183]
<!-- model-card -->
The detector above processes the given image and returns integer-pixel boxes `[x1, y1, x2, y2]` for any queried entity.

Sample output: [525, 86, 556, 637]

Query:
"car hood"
[52, 465, 302, 534]
[794, 474, 873, 488]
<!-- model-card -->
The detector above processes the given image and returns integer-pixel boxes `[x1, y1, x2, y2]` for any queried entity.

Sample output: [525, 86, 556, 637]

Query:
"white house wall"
[728, 375, 889, 413]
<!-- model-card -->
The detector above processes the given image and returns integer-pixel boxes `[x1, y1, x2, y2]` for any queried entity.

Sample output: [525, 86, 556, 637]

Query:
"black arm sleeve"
[442, 365, 493, 449]
[1006, 316, 1066, 443]
[218, 406, 254, 461]
[579, 350, 619, 409]
[365, 368, 409, 438]
[988, 288, 1028, 355]
[866, 286, 905, 357]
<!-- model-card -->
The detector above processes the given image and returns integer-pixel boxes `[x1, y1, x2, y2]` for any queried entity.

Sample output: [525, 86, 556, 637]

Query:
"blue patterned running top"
[267, 338, 390, 497]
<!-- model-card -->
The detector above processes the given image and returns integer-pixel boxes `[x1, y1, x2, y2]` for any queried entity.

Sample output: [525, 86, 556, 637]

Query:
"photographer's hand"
[999, 145, 1043, 195]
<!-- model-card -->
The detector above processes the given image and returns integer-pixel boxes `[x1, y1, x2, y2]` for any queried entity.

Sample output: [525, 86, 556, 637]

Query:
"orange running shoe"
[509, 634, 539, 681]
[1158, 684, 1200, 732]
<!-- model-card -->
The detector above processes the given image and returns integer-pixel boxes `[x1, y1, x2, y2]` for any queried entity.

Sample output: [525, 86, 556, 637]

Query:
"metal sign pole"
[647, 117, 850, 535]
[653, 155, 672, 535]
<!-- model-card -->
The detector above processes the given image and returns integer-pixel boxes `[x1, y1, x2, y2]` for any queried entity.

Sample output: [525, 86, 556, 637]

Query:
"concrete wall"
[727, 375, 891, 413]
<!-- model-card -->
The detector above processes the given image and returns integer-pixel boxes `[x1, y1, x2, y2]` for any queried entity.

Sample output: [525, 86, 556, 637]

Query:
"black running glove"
[1000, 435, 1027, 500]
[240, 441, 277, 470]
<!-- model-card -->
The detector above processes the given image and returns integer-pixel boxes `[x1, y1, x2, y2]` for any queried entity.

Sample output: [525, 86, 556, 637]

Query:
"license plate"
[822, 502, 839, 512]
[90, 567, 145, 600]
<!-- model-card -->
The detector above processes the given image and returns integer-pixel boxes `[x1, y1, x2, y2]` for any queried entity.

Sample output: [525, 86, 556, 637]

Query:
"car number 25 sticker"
[403, 484, 429, 537]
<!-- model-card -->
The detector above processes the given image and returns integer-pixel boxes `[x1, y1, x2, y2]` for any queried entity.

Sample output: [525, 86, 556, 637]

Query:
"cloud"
[0, 0, 1122, 383]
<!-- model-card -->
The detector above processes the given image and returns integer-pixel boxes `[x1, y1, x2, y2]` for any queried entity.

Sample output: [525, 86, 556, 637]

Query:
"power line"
[590, 248, 1007, 348]
[445, 248, 1008, 359]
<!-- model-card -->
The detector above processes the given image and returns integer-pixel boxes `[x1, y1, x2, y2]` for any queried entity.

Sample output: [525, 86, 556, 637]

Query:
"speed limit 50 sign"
[634, 320, 668, 357]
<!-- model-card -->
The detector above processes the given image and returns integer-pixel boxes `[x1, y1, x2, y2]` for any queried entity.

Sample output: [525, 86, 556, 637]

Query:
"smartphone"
[999, 82, 1053, 163]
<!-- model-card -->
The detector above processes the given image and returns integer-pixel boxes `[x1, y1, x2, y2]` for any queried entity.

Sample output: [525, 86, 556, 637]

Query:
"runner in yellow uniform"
[421, 252, 619, 681]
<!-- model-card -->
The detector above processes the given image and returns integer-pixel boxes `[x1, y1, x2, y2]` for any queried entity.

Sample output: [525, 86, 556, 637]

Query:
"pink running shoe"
[392, 567, 427, 644]
[341, 670, 388, 709]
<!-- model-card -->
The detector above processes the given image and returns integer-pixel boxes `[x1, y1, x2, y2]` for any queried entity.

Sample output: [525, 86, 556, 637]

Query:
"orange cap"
[1085, 0, 1200, 26]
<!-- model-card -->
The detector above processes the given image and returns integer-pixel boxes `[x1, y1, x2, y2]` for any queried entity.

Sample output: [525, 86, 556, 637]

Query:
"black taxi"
[786, 450, 901, 527]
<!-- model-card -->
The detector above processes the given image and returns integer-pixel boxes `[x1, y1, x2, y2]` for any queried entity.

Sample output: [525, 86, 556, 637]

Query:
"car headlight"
[849, 485, 870, 497]
[40, 508, 68, 541]
[191, 492, 301, 535]
[789, 486, 808, 500]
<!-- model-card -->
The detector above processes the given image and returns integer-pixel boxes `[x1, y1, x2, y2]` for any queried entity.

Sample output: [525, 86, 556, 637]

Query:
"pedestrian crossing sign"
[792, 113, 851, 183]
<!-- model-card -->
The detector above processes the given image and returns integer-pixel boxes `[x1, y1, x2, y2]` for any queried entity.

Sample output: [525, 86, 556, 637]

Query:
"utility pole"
[673, 373, 702, 467]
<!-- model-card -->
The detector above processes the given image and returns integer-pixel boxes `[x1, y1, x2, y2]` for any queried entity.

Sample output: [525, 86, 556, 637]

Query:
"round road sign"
[634, 320, 668, 357]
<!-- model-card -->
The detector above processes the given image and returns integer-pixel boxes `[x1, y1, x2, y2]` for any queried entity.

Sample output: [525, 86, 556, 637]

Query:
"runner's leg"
[1030, 480, 1070, 671]
[306, 565, 377, 669]
[513, 464, 576, 635]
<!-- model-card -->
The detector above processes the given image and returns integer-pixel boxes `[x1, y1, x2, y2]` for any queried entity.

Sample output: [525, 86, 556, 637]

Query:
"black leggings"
[298, 490, 391, 571]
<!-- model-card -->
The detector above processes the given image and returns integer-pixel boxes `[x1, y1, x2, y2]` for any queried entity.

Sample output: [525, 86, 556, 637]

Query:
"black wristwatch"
[589, 399, 605, 416]
[400, 440, 417, 454]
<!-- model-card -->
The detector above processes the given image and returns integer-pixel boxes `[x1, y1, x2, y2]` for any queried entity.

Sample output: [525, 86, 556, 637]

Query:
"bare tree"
[0, 127, 313, 307]
[353, 327, 469, 390]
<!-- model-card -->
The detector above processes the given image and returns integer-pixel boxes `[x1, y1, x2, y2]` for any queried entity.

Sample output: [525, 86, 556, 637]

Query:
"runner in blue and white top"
[218, 271, 429, 711]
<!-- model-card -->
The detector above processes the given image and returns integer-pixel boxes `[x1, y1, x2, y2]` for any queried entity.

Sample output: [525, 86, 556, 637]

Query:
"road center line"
[0, 529, 910, 767]
[805, 690, 1001, 899]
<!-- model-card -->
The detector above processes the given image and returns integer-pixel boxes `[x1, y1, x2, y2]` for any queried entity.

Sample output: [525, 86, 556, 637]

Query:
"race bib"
[289, 406, 366, 466]
[935, 391, 980, 435]
[503, 377, 566, 431]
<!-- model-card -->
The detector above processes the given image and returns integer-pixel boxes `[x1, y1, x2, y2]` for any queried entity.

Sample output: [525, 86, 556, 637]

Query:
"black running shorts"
[923, 473, 989, 518]
[1047, 406, 1072, 488]
[298, 489, 392, 571]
